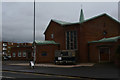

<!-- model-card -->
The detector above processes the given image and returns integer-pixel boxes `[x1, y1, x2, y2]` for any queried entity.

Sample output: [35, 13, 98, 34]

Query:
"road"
[2, 70, 95, 80]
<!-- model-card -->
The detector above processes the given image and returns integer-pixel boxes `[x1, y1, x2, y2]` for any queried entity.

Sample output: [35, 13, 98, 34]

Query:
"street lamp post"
[33, 0, 36, 65]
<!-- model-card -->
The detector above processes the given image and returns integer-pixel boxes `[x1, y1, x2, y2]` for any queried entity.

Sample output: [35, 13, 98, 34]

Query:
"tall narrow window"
[18, 51, 21, 57]
[66, 31, 70, 50]
[23, 51, 26, 57]
[13, 52, 16, 57]
[74, 31, 77, 49]
[66, 31, 77, 50]
[51, 34, 54, 39]
[103, 31, 107, 37]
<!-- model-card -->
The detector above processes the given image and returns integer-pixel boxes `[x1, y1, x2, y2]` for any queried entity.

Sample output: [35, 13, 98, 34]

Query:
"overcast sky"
[2, 2, 119, 43]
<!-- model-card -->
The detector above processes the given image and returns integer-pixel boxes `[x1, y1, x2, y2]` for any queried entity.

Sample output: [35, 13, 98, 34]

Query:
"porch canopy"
[88, 36, 120, 43]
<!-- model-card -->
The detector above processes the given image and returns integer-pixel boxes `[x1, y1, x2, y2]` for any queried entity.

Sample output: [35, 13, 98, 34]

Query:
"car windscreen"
[61, 52, 68, 56]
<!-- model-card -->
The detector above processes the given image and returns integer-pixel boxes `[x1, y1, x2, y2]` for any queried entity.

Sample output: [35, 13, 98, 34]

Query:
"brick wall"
[89, 41, 120, 62]
[36, 44, 59, 63]
[44, 15, 120, 63]
[11, 46, 33, 61]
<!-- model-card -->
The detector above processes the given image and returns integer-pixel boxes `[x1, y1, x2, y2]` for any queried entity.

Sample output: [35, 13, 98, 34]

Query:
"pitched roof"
[51, 13, 120, 26]
[81, 13, 120, 24]
[44, 13, 120, 34]
[88, 36, 120, 43]
[35, 40, 59, 45]
[44, 19, 71, 34]
[51, 19, 71, 25]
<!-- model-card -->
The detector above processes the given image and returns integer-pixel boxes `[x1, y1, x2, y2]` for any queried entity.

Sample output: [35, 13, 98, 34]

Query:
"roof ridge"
[61, 13, 120, 25]
[51, 19, 71, 25]
[51, 19, 70, 22]
[50, 13, 120, 26]
[80, 13, 120, 24]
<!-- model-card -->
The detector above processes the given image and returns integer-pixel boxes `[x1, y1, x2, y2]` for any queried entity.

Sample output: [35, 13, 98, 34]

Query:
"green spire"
[79, 9, 84, 22]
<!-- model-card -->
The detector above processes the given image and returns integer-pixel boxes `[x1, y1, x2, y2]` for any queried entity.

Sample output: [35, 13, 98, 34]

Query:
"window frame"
[66, 31, 77, 50]
[12, 52, 16, 57]
[41, 51, 47, 56]
[23, 51, 26, 57]
[51, 34, 54, 39]
[18, 51, 21, 57]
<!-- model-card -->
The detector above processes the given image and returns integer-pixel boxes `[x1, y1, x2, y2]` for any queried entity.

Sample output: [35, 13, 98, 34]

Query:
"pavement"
[2, 61, 120, 80]
[2, 61, 94, 67]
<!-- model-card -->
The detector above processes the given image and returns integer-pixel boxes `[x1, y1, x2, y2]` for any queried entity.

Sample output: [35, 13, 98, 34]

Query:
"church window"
[66, 31, 77, 50]
[51, 34, 54, 39]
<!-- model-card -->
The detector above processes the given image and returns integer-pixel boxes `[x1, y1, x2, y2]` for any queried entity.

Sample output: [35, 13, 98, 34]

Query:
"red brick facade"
[11, 46, 33, 61]
[89, 41, 120, 62]
[44, 14, 120, 63]
[36, 44, 59, 63]
[45, 21, 66, 50]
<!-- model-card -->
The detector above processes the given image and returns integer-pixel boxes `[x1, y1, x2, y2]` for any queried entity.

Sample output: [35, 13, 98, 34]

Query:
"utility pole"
[33, 0, 36, 65]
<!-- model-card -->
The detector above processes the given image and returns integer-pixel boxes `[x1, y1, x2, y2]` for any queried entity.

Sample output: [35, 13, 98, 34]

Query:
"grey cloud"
[2, 2, 119, 42]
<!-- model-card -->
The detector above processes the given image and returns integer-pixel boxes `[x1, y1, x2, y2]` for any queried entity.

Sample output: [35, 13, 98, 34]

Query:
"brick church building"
[43, 9, 120, 63]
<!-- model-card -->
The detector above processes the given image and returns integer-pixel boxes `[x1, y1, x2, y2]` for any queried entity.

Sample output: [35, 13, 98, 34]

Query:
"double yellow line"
[3, 70, 95, 80]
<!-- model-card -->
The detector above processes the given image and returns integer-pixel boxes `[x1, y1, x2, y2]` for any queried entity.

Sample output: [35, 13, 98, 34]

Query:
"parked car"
[54, 50, 77, 64]
[3, 55, 11, 60]
[7, 55, 11, 59]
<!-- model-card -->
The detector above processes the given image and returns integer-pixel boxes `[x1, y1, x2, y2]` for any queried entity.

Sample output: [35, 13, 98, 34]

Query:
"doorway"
[99, 47, 110, 62]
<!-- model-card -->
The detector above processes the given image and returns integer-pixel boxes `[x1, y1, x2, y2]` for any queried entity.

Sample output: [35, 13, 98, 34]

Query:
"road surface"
[2, 70, 95, 80]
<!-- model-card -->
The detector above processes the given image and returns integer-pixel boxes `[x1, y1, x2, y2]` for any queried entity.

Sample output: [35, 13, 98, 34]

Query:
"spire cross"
[79, 5, 84, 22]
[81, 4, 83, 9]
